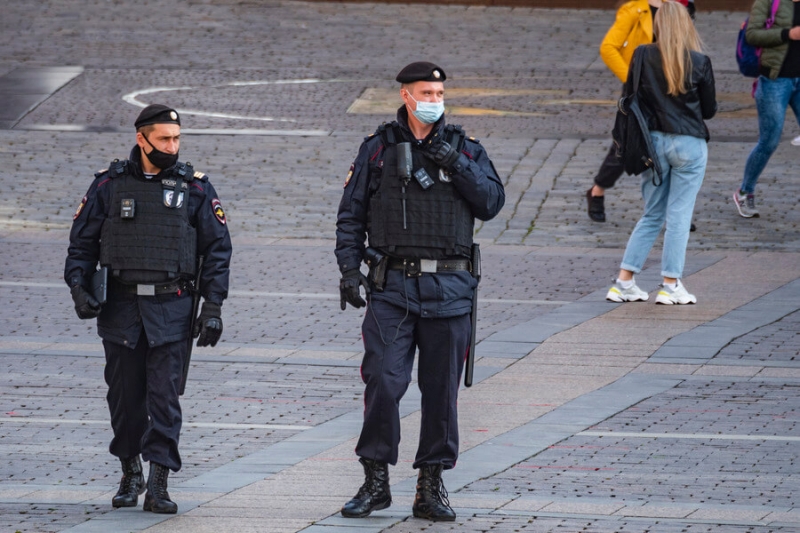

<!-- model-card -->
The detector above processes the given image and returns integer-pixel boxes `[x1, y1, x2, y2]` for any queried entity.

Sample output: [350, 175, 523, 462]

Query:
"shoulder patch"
[73, 196, 88, 220]
[344, 163, 355, 188]
[211, 198, 226, 225]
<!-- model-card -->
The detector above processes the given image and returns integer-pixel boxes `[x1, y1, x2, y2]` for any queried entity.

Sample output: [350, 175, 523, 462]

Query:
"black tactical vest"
[367, 123, 474, 259]
[99, 160, 197, 283]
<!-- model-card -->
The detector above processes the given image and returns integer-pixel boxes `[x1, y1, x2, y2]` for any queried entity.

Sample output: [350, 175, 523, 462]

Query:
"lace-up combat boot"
[111, 456, 145, 508]
[143, 462, 177, 514]
[341, 458, 392, 518]
[412, 465, 455, 522]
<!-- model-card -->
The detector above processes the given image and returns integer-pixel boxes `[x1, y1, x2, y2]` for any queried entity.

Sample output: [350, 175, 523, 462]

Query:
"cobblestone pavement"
[1, 1, 799, 532]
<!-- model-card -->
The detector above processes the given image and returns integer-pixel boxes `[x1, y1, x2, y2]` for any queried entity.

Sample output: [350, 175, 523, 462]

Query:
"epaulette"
[94, 168, 109, 179]
[193, 170, 207, 181]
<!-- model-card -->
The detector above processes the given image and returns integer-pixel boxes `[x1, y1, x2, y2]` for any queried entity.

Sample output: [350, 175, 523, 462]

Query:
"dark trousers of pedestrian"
[356, 299, 469, 470]
[593, 142, 625, 189]
[103, 329, 185, 471]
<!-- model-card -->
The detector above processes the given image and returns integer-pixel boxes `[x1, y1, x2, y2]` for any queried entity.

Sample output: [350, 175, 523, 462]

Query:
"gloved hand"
[339, 269, 370, 310]
[193, 301, 223, 347]
[70, 284, 101, 319]
[424, 139, 460, 170]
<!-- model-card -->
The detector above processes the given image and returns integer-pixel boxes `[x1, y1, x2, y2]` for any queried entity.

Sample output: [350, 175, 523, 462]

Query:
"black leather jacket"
[626, 44, 717, 141]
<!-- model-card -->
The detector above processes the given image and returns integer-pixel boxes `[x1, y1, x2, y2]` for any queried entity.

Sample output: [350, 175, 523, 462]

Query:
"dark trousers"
[593, 142, 626, 190]
[357, 299, 469, 470]
[103, 330, 185, 471]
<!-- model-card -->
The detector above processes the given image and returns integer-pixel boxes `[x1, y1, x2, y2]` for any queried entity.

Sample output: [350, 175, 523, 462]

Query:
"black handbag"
[611, 47, 663, 185]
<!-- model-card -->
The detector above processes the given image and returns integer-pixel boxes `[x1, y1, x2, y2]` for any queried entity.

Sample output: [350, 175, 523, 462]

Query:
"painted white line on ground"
[580, 431, 800, 442]
[122, 78, 372, 124]
[0, 417, 312, 431]
[0, 220, 70, 229]
[0, 281, 63, 288]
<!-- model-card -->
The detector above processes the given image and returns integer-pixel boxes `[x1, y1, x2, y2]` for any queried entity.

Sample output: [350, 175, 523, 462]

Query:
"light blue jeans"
[740, 76, 800, 194]
[620, 131, 707, 279]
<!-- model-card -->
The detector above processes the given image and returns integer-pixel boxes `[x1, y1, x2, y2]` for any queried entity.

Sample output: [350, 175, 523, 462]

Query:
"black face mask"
[141, 133, 179, 170]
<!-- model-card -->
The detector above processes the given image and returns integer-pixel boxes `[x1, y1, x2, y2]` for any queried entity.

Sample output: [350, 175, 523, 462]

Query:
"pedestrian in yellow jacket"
[587, 0, 667, 223]
[600, 0, 656, 84]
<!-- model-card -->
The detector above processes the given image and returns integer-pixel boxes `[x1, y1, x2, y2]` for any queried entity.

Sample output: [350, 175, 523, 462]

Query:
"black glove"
[193, 301, 223, 347]
[424, 140, 460, 170]
[70, 284, 101, 319]
[339, 268, 370, 310]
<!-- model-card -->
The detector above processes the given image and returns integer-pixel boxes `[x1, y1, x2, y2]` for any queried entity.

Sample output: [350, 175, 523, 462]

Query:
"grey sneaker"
[606, 280, 649, 302]
[655, 280, 697, 305]
[733, 190, 759, 218]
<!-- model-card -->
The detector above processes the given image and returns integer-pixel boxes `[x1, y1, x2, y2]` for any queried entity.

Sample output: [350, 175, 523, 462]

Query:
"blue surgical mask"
[407, 93, 445, 124]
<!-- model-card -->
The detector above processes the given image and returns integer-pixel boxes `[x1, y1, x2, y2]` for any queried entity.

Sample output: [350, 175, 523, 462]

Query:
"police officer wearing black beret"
[65, 104, 232, 514]
[336, 62, 505, 521]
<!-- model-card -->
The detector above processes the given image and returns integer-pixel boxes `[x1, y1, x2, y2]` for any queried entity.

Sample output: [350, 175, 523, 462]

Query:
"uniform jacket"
[335, 107, 505, 318]
[628, 45, 717, 141]
[600, 0, 654, 83]
[746, 0, 797, 79]
[65, 146, 232, 348]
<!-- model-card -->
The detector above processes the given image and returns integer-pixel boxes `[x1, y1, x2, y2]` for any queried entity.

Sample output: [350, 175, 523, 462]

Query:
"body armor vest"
[99, 161, 197, 283]
[367, 123, 473, 259]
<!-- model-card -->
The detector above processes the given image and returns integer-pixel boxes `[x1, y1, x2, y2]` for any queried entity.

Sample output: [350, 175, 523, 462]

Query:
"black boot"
[412, 465, 455, 522]
[341, 458, 391, 518]
[143, 463, 177, 514]
[586, 188, 606, 222]
[111, 456, 145, 508]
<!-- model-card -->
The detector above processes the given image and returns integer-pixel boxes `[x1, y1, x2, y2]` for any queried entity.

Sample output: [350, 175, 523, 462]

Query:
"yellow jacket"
[600, 0, 654, 83]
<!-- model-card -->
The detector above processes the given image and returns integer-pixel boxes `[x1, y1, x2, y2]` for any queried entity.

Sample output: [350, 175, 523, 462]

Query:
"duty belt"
[388, 257, 471, 277]
[113, 279, 186, 296]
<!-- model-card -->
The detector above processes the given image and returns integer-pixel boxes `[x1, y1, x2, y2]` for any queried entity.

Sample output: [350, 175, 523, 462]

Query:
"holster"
[471, 243, 481, 282]
[365, 247, 387, 292]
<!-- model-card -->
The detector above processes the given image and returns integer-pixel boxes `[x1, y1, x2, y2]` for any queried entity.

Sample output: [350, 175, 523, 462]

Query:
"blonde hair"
[653, 1, 704, 96]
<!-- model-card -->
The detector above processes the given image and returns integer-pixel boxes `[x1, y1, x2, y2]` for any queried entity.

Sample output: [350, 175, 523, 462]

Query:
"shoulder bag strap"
[766, 0, 781, 29]
[631, 46, 645, 96]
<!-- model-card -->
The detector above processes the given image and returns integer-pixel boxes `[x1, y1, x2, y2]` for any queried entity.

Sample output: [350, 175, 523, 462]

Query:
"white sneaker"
[792, 135, 800, 146]
[606, 280, 649, 302]
[655, 280, 697, 305]
[732, 190, 759, 218]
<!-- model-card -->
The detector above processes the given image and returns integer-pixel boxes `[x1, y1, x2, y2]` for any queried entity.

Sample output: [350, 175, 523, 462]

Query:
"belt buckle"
[137, 284, 156, 296]
[420, 259, 438, 273]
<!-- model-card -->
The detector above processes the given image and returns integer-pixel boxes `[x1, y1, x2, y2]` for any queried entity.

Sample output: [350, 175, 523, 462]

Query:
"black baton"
[464, 243, 481, 387]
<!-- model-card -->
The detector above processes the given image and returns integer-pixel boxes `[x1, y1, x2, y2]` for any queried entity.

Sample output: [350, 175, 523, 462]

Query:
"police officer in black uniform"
[65, 104, 232, 514]
[336, 62, 505, 522]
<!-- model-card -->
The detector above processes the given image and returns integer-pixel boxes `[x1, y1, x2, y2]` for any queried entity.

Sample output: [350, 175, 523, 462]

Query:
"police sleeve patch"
[211, 198, 226, 225]
[344, 164, 354, 188]
[73, 196, 87, 220]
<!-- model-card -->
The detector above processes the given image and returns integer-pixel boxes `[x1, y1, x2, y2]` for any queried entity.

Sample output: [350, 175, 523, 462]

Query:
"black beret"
[134, 104, 181, 129]
[396, 62, 447, 84]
